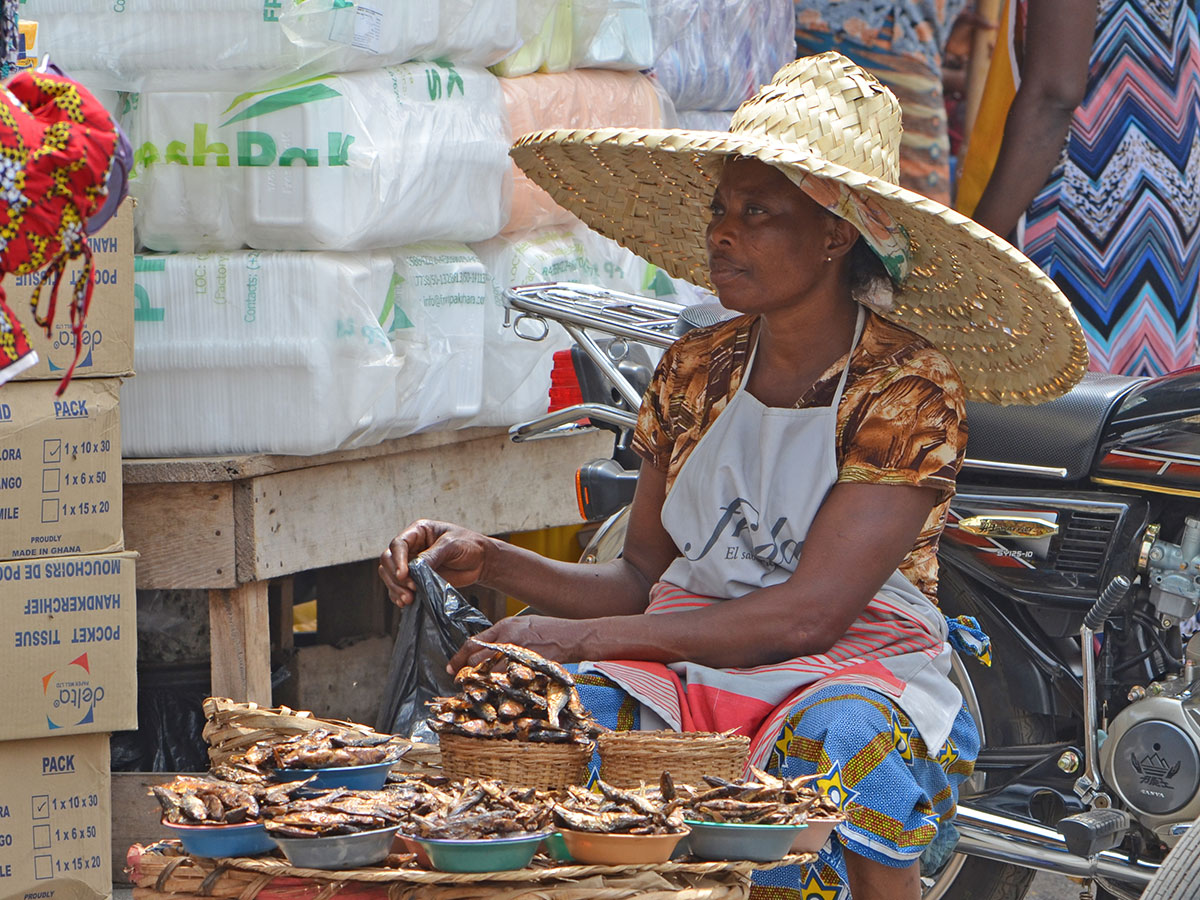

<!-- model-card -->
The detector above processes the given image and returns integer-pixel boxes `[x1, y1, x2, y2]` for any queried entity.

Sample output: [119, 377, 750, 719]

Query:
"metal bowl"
[271, 825, 400, 870]
[415, 832, 550, 873]
[683, 820, 807, 862]
[161, 820, 276, 858]
[557, 828, 689, 865]
[271, 760, 393, 791]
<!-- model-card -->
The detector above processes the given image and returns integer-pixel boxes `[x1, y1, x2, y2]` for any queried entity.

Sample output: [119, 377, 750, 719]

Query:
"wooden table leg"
[208, 582, 272, 704]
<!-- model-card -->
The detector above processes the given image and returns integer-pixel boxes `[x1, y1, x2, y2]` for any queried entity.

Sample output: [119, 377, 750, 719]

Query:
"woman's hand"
[448, 615, 584, 672]
[378, 519, 495, 608]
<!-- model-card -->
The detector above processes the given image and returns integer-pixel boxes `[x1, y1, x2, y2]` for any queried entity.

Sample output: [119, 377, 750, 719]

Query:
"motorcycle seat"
[963, 373, 1140, 481]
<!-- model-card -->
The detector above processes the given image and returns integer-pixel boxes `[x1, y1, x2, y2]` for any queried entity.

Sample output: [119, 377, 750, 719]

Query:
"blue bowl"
[682, 819, 807, 862]
[162, 820, 276, 858]
[272, 760, 393, 791]
[415, 832, 550, 873]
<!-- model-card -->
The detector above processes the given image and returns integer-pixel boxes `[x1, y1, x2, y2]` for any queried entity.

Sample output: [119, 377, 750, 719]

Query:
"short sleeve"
[836, 347, 967, 503]
[632, 346, 677, 474]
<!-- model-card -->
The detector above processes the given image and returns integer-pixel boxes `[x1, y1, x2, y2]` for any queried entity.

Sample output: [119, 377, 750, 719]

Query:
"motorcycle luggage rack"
[503, 283, 690, 443]
[504, 282, 687, 350]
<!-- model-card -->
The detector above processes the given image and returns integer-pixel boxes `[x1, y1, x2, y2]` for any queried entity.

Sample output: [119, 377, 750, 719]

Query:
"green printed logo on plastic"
[378, 274, 414, 333]
[642, 265, 677, 298]
[425, 61, 465, 101]
[131, 76, 354, 176]
[133, 257, 166, 322]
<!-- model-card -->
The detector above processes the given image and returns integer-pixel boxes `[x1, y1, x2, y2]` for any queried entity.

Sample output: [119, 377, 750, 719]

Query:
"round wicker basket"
[598, 731, 749, 788]
[438, 733, 592, 790]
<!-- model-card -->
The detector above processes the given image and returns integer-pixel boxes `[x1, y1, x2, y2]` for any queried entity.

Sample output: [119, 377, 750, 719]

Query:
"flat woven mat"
[129, 844, 814, 900]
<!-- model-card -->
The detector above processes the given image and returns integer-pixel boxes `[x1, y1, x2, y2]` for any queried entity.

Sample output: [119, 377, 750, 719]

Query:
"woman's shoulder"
[854, 311, 964, 393]
[659, 312, 755, 375]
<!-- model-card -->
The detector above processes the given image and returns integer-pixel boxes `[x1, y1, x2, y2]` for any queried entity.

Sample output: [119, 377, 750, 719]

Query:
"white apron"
[584, 307, 962, 761]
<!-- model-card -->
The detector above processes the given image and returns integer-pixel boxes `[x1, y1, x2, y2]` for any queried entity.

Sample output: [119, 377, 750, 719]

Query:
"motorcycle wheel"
[925, 567, 1057, 900]
[579, 514, 1047, 900]
[1137, 811, 1200, 900]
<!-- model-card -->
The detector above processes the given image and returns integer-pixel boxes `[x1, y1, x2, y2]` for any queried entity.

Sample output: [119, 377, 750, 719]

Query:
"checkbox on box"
[32, 824, 50, 850]
[43, 439, 61, 464]
[33, 855, 52, 880]
[31, 794, 49, 820]
[42, 468, 60, 493]
[41, 498, 59, 524]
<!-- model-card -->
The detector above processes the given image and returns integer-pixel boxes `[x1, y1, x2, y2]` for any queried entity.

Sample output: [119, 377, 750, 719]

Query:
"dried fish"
[679, 767, 839, 825]
[427, 643, 604, 745]
[151, 776, 263, 826]
[551, 778, 686, 835]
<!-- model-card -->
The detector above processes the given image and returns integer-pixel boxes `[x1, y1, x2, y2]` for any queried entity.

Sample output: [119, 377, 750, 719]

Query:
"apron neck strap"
[830, 304, 867, 406]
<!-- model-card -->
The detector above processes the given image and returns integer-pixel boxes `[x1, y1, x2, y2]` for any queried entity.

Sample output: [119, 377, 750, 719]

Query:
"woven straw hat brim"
[511, 126, 1089, 406]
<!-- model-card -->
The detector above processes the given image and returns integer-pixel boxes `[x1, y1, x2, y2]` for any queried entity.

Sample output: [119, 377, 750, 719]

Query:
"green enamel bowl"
[414, 832, 550, 873]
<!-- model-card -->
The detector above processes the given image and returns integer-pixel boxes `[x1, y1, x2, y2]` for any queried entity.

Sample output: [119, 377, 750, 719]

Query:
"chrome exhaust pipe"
[955, 805, 1159, 886]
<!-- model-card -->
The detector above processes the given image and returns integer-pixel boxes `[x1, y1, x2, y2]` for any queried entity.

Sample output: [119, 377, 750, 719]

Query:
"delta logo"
[43, 653, 106, 730]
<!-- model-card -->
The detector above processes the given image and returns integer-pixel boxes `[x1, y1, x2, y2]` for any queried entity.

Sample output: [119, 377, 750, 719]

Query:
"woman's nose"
[707, 213, 734, 246]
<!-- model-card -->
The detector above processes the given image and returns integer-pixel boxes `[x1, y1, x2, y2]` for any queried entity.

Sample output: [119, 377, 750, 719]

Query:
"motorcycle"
[502, 281, 1200, 899]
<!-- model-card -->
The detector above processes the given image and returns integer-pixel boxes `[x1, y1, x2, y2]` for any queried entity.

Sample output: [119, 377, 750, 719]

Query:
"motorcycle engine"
[1098, 674, 1200, 845]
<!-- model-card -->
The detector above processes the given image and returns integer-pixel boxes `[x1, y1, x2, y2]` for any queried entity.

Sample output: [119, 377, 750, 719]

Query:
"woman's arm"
[969, 0, 1097, 240]
[380, 460, 679, 619]
[451, 480, 938, 671]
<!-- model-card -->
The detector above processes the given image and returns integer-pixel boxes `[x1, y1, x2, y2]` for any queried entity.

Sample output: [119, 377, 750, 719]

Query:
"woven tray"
[202, 697, 426, 768]
[128, 844, 813, 900]
[598, 731, 750, 788]
[438, 732, 591, 790]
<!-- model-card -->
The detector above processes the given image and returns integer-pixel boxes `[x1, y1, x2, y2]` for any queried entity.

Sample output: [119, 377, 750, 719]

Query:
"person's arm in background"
[969, 0, 1097, 240]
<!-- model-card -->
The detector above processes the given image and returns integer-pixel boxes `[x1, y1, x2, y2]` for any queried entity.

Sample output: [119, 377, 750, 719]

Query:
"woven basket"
[201, 697, 405, 767]
[438, 733, 591, 790]
[598, 731, 749, 788]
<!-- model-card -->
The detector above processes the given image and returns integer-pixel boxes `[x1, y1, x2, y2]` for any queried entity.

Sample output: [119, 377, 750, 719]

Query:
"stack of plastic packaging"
[654, 0, 794, 128]
[29, 0, 727, 456]
[492, 0, 658, 76]
[23, 0, 557, 91]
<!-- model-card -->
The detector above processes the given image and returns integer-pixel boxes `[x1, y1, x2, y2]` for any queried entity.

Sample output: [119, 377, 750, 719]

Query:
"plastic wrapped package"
[676, 109, 735, 131]
[469, 222, 709, 427]
[571, 0, 655, 70]
[122, 250, 407, 457]
[122, 63, 511, 252]
[389, 243, 488, 434]
[652, 0, 795, 111]
[491, 0, 577, 77]
[26, 0, 542, 92]
[501, 69, 675, 234]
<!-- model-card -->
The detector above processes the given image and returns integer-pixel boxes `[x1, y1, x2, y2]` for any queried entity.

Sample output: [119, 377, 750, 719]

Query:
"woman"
[958, 0, 1200, 376]
[381, 53, 1087, 900]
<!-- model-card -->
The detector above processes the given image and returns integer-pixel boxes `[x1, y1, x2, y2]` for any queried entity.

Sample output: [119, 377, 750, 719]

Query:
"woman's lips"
[708, 258, 745, 284]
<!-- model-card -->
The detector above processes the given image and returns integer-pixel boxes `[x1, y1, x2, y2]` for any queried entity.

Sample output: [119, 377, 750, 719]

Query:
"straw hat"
[510, 52, 1089, 405]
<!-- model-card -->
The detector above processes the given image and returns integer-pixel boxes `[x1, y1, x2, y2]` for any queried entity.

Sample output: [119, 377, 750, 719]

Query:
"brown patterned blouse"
[632, 309, 967, 603]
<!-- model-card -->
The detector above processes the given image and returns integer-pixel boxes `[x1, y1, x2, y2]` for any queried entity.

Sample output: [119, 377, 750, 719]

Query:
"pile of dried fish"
[262, 788, 409, 838]
[213, 728, 408, 781]
[402, 777, 556, 840]
[151, 775, 311, 825]
[428, 641, 603, 745]
[552, 775, 687, 835]
[679, 767, 841, 825]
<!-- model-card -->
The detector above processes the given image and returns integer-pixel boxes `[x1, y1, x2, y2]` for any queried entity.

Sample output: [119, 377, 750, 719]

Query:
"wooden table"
[122, 426, 612, 705]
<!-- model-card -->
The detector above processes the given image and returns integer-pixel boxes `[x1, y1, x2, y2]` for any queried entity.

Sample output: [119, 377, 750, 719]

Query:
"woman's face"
[705, 158, 841, 314]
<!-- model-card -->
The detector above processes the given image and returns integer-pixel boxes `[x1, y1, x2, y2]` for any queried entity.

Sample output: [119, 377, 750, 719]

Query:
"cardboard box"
[0, 379, 123, 562]
[0, 733, 112, 900]
[8, 201, 134, 382]
[0, 552, 136, 742]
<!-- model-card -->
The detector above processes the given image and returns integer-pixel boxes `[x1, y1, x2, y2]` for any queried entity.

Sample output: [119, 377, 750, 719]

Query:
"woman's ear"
[825, 216, 860, 262]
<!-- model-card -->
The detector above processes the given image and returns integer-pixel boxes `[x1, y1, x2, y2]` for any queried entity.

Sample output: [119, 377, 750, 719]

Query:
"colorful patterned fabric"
[794, 2, 969, 204]
[569, 669, 979, 899]
[963, 1, 1200, 375]
[0, 70, 120, 390]
[632, 311, 967, 604]
[1025, 1, 1200, 375]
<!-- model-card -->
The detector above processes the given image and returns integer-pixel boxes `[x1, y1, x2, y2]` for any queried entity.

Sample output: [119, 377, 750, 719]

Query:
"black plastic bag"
[375, 558, 492, 741]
